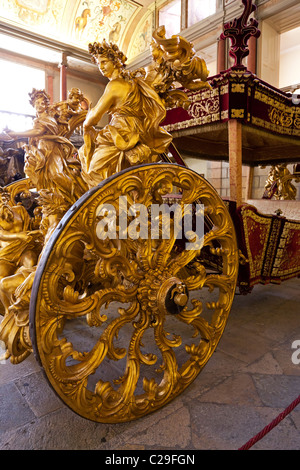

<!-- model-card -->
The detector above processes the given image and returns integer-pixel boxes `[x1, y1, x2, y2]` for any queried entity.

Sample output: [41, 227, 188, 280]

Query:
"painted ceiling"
[0, 0, 157, 61]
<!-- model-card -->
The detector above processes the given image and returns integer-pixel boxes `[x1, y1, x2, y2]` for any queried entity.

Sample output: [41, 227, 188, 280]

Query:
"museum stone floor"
[0, 277, 299, 451]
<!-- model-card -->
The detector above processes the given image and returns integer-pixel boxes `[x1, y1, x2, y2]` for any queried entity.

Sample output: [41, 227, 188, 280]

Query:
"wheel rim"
[30, 163, 238, 423]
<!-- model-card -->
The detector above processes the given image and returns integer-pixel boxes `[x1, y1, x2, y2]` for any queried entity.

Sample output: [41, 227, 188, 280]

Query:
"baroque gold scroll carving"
[33, 163, 238, 422]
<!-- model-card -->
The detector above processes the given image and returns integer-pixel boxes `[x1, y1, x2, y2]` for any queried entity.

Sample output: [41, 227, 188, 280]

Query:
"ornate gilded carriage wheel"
[29, 163, 238, 423]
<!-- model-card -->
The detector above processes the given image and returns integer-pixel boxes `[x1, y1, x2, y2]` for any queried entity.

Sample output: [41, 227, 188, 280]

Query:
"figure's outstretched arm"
[5, 127, 45, 140]
[0, 229, 30, 241]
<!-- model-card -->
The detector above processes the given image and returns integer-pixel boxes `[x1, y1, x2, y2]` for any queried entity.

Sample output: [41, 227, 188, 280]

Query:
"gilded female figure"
[78, 40, 173, 188]
[6, 89, 86, 204]
[79, 30, 210, 188]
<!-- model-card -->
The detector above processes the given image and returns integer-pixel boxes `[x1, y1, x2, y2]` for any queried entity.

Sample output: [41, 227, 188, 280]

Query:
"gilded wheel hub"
[157, 277, 189, 315]
[137, 270, 188, 318]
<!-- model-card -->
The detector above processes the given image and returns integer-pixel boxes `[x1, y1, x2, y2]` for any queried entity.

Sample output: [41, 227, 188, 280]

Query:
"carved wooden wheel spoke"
[30, 163, 238, 422]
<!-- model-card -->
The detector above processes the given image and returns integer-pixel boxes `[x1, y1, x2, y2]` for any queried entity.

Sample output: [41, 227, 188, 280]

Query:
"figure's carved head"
[88, 40, 127, 75]
[28, 89, 50, 108]
[68, 87, 84, 101]
[67, 87, 84, 109]
[0, 188, 11, 205]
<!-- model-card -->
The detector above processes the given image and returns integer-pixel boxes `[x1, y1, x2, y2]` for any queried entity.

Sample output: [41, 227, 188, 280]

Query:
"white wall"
[66, 75, 108, 127]
[279, 26, 300, 88]
[258, 20, 280, 88]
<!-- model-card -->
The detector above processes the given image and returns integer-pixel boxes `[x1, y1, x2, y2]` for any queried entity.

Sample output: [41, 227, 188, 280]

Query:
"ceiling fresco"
[0, 0, 156, 60]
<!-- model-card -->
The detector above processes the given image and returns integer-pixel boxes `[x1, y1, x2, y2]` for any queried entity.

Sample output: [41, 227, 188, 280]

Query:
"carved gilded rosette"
[30, 163, 238, 422]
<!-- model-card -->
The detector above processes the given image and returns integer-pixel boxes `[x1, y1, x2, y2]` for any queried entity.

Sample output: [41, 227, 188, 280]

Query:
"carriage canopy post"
[228, 119, 243, 205]
[221, 0, 261, 204]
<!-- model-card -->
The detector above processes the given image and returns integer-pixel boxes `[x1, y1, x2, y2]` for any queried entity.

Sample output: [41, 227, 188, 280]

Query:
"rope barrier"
[238, 394, 300, 450]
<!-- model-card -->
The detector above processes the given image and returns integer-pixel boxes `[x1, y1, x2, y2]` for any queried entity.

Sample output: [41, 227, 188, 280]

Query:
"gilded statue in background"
[264, 163, 299, 200]
[0, 27, 210, 364]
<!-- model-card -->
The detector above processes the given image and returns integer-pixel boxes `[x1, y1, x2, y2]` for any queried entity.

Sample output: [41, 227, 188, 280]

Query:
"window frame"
[157, 0, 221, 33]
[157, 0, 182, 36]
[186, 0, 218, 29]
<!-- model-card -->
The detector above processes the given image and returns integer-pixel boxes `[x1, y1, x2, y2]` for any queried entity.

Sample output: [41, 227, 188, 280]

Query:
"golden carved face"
[69, 93, 81, 107]
[68, 88, 84, 108]
[96, 57, 116, 79]
[34, 96, 48, 114]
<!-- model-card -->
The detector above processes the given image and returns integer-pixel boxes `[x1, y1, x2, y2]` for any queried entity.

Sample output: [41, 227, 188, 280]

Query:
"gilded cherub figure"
[50, 87, 87, 136]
